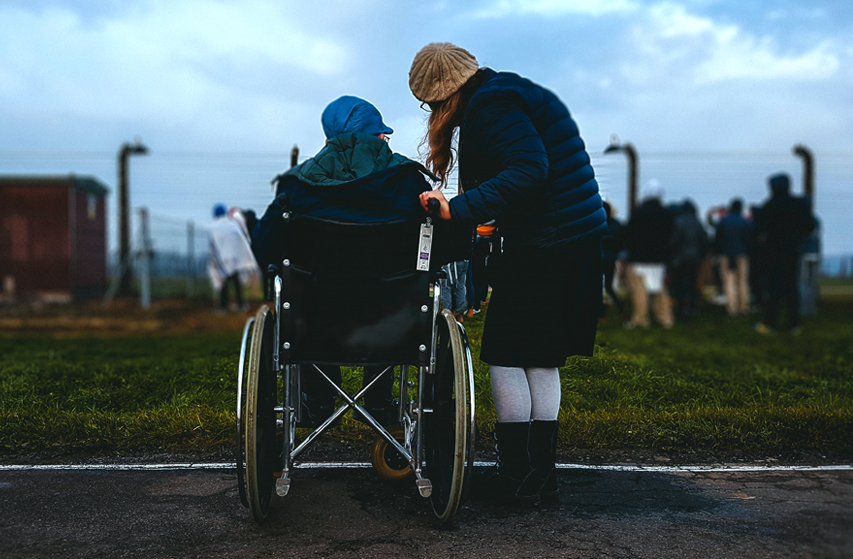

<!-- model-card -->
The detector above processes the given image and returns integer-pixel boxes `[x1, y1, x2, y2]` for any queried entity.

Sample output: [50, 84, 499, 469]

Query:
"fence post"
[117, 141, 148, 295]
[187, 220, 195, 298]
[139, 207, 152, 309]
[603, 135, 639, 217]
[792, 144, 814, 201]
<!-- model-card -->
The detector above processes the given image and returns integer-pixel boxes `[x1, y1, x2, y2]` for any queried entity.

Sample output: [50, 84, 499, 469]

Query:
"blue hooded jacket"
[251, 133, 439, 271]
[450, 69, 606, 253]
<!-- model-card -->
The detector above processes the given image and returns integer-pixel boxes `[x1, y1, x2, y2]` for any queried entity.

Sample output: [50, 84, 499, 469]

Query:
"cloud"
[636, 3, 841, 84]
[465, 0, 641, 19]
[0, 1, 352, 125]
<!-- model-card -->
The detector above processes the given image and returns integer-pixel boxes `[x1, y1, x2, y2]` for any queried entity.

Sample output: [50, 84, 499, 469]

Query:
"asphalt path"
[2, 462, 852, 558]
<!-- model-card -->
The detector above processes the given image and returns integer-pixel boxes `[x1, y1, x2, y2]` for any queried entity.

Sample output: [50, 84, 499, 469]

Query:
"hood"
[769, 173, 791, 196]
[286, 133, 430, 187]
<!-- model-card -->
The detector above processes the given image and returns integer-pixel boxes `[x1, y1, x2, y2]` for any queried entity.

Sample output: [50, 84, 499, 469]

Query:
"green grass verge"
[0, 333, 238, 452]
[1, 299, 851, 457]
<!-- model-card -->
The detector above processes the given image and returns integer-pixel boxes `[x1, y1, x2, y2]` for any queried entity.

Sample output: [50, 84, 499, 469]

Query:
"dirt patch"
[0, 298, 257, 336]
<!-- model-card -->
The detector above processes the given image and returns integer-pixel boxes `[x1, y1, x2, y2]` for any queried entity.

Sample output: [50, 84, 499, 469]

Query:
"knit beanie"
[408, 42, 479, 103]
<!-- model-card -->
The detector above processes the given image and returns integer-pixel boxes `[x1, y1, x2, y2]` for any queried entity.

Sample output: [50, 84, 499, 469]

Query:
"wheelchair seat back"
[276, 216, 433, 366]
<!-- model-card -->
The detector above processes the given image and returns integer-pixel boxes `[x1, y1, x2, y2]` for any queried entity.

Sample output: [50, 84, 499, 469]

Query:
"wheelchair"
[236, 199, 475, 523]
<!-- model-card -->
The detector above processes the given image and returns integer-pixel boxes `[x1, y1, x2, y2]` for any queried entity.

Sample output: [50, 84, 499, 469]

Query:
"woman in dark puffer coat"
[409, 43, 606, 506]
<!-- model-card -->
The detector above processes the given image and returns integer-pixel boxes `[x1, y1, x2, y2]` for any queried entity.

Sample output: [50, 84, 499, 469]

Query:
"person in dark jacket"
[253, 95, 436, 427]
[441, 259, 469, 321]
[622, 190, 675, 328]
[669, 199, 709, 320]
[714, 198, 753, 317]
[409, 42, 606, 506]
[600, 201, 625, 320]
[253, 97, 434, 270]
[753, 173, 815, 334]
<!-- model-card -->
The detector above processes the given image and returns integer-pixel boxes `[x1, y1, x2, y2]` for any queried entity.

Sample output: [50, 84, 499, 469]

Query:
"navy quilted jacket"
[450, 69, 606, 252]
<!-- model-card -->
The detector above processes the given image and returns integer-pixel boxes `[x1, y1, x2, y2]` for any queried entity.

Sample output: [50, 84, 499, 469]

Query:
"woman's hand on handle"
[419, 189, 451, 221]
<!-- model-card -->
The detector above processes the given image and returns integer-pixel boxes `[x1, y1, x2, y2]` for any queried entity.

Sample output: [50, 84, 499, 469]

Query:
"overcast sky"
[1, 0, 851, 254]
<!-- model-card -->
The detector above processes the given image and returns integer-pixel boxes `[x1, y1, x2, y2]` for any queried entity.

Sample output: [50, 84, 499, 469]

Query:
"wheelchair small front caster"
[371, 425, 414, 482]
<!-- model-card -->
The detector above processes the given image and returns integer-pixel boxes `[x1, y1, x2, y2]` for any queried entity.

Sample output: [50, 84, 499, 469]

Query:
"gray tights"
[489, 365, 561, 423]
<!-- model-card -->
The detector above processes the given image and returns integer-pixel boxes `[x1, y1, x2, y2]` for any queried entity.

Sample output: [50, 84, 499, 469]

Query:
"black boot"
[298, 393, 339, 428]
[516, 420, 559, 505]
[298, 366, 341, 428]
[473, 422, 532, 502]
[355, 397, 399, 427]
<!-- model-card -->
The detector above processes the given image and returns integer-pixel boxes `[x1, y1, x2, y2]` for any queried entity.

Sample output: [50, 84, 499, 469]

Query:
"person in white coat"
[208, 204, 257, 311]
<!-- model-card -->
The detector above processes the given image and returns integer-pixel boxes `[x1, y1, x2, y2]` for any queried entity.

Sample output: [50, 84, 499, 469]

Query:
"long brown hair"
[423, 69, 488, 187]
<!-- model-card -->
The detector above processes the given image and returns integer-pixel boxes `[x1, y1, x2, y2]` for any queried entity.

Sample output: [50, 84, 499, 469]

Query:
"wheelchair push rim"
[236, 314, 255, 508]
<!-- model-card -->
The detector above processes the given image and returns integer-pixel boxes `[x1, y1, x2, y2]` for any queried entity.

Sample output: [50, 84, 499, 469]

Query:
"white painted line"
[0, 463, 237, 471]
[554, 463, 853, 473]
[0, 462, 851, 473]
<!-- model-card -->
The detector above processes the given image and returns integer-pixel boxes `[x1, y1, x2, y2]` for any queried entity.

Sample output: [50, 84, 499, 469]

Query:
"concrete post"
[603, 136, 639, 217]
[117, 141, 148, 295]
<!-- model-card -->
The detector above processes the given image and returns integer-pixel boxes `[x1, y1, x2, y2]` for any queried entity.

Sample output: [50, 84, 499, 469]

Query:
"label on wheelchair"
[416, 223, 433, 271]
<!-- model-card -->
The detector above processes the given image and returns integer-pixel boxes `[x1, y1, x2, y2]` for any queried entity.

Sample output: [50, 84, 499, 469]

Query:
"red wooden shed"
[0, 175, 109, 302]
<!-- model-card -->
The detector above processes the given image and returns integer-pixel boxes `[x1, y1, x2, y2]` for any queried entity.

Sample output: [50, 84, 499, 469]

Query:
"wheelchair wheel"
[371, 425, 414, 482]
[423, 309, 474, 522]
[236, 315, 255, 508]
[245, 306, 278, 522]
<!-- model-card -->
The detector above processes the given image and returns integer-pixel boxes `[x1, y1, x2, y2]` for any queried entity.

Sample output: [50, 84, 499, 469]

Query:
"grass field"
[0, 292, 851, 461]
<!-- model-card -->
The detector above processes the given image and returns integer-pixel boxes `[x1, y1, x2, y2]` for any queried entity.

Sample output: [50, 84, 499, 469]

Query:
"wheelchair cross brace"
[272, 276, 437, 499]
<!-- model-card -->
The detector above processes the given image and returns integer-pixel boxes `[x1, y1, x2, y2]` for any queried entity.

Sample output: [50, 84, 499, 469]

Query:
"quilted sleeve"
[449, 93, 548, 225]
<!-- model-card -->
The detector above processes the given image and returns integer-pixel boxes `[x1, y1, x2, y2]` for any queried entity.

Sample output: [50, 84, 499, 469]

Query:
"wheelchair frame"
[236, 212, 476, 524]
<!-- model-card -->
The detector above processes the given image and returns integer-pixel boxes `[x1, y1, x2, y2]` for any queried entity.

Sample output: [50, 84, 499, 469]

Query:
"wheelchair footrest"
[276, 476, 291, 497]
[416, 478, 432, 498]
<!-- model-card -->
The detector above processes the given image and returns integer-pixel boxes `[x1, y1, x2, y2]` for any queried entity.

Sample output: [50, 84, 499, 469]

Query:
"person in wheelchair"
[252, 95, 442, 428]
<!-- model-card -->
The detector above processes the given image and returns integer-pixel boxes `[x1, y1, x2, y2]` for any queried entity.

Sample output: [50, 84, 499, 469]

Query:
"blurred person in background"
[669, 199, 709, 321]
[229, 206, 261, 300]
[753, 173, 815, 334]
[208, 203, 257, 312]
[714, 198, 753, 318]
[441, 259, 469, 322]
[622, 188, 675, 328]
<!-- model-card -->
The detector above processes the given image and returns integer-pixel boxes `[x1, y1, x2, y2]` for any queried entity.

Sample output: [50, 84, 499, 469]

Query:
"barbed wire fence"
[105, 208, 217, 308]
[3, 147, 850, 309]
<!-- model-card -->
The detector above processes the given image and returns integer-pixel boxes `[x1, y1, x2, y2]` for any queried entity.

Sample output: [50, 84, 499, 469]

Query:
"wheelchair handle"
[264, 264, 279, 302]
[427, 197, 441, 217]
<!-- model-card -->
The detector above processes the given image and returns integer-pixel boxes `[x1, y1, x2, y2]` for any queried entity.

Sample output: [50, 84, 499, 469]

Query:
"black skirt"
[479, 238, 602, 368]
